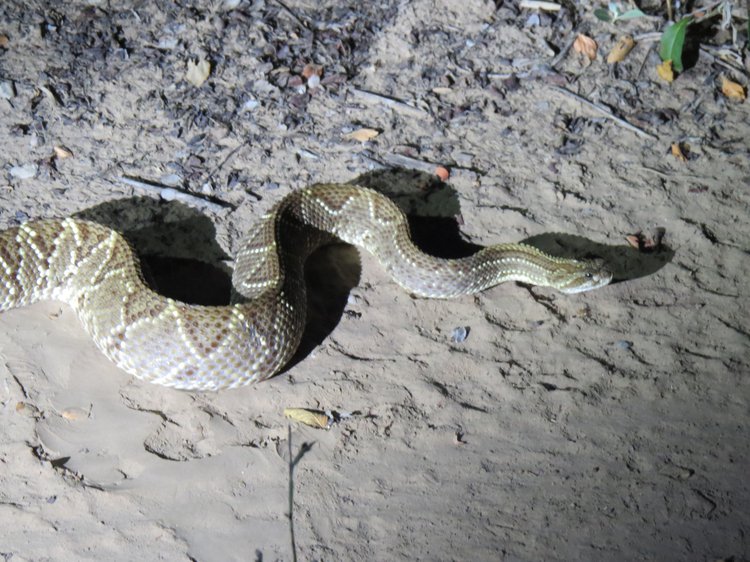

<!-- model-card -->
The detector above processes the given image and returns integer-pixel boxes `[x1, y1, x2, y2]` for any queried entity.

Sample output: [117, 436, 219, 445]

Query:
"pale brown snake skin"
[0, 184, 612, 390]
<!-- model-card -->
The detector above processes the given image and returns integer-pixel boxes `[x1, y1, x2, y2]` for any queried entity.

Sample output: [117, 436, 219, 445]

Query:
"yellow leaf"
[607, 35, 635, 64]
[720, 76, 746, 101]
[345, 128, 379, 142]
[61, 407, 89, 421]
[573, 34, 597, 61]
[53, 146, 73, 159]
[283, 408, 332, 429]
[671, 143, 688, 162]
[186, 58, 211, 87]
[657, 60, 674, 82]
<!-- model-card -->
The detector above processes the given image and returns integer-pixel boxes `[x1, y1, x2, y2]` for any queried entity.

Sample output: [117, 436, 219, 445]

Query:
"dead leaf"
[435, 166, 450, 181]
[61, 407, 89, 421]
[53, 146, 73, 159]
[657, 60, 674, 82]
[0, 35, 8, 48]
[15, 402, 39, 417]
[284, 408, 332, 429]
[626, 229, 665, 252]
[345, 128, 379, 142]
[671, 143, 688, 162]
[301, 63, 323, 79]
[720, 76, 746, 101]
[625, 235, 641, 249]
[573, 34, 597, 61]
[186, 58, 211, 87]
[607, 35, 635, 64]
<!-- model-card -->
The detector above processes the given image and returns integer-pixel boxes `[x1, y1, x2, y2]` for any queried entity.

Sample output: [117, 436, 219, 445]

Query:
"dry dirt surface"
[1, 0, 748, 561]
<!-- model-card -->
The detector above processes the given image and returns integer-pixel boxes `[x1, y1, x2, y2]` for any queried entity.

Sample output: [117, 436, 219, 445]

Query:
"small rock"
[242, 98, 260, 111]
[525, 13, 540, 27]
[450, 326, 470, 343]
[160, 173, 183, 186]
[9, 163, 38, 179]
[157, 36, 178, 50]
[0, 80, 15, 99]
[307, 74, 321, 89]
[614, 340, 633, 350]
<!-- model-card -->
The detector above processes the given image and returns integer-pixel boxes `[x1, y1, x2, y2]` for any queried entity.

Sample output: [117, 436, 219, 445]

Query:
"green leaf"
[659, 17, 692, 73]
[617, 8, 646, 20]
[594, 8, 612, 21]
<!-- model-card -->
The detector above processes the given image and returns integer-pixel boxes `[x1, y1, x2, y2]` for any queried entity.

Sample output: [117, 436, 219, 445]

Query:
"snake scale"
[0, 184, 612, 390]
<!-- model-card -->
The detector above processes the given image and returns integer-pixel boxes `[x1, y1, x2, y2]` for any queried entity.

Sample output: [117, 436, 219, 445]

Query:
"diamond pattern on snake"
[0, 183, 612, 391]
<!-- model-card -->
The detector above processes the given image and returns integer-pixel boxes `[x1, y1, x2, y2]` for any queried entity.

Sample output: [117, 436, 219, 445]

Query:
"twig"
[203, 143, 246, 183]
[699, 46, 747, 73]
[286, 426, 314, 562]
[349, 87, 427, 116]
[518, 0, 561, 10]
[632, 32, 663, 42]
[382, 153, 441, 173]
[118, 176, 233, 213]
[550, 85, 658, 140]
[287, 426, 298, 562]
[270, 0, 310, 28]
[550, 36, 576, 69]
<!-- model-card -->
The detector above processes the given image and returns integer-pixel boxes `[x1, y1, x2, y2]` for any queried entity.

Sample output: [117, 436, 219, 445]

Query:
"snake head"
[553, 257, 613, 294]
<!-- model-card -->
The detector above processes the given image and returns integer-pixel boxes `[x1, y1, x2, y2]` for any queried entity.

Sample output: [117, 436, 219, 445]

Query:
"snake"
[0, 183, 612, 391]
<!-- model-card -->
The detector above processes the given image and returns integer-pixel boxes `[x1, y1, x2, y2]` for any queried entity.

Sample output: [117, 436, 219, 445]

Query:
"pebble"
[0, 80, 15, 99]
[614, 340, 633, 350]
[9, 163, 38, 179]
[160, 173, 183, 186]
[451, 326, 470, 343]
[307, 74, 320, 89]
[242, 98, 260, 111]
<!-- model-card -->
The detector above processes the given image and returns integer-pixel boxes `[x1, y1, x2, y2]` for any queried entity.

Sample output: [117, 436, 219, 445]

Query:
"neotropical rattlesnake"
[0, 184, 612, 390]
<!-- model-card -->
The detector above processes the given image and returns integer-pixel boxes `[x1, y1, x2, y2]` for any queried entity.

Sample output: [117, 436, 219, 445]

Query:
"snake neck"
[376, 241, 584, 298]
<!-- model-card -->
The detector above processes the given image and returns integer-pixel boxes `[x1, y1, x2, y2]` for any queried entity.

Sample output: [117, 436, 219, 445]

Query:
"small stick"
[519, 0, 561, 11]
[349, 87, 427, 116]
[270, 0, 309, 28]
[550, 85, 658, 140]
[382, 153, 441, 174]
[550, 36, 576, 69]
[119, 176, 233, 213]
[203, 143, 245, 183]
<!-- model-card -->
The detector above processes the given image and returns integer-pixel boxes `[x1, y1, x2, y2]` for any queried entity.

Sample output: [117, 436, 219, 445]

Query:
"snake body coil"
[0, 184, 612, 390]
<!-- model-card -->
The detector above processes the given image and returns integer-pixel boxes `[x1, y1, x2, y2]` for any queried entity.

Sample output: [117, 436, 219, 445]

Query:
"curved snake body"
[0, 184, 612, 390]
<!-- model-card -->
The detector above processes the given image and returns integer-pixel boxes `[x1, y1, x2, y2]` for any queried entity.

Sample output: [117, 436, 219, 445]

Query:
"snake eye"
[584, 272, 594, 279]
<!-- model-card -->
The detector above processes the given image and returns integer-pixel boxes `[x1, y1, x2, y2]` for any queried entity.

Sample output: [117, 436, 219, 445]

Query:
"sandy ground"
[1, 0, 749, 560]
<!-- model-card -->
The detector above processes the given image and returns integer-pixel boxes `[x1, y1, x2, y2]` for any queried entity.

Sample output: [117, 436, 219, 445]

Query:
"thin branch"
[382, 152, 442, 174]
[349, 87, 427, 116]
[550, 85, 658, 140]
[270, 0, 310, 29]
[287, 426, 298, 562]
[118, 176, 234, 213]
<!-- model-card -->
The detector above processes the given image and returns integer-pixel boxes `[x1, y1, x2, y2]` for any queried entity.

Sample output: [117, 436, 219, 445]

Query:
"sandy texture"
[1, 0, 748, 560]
